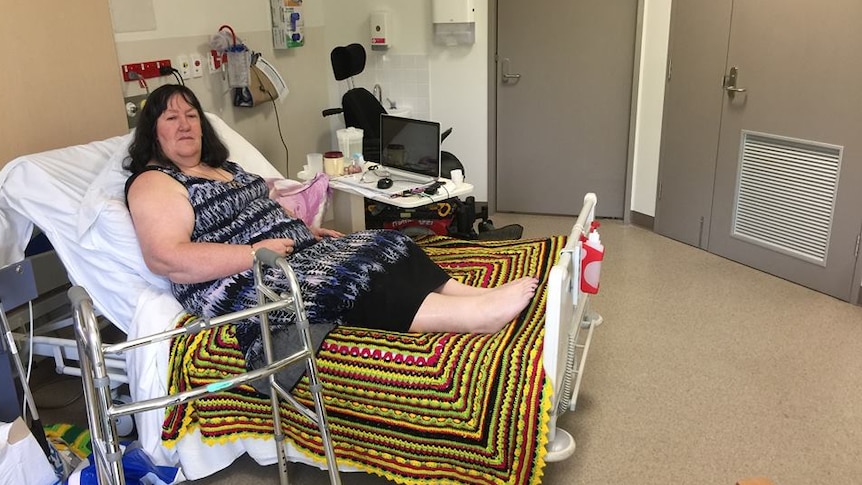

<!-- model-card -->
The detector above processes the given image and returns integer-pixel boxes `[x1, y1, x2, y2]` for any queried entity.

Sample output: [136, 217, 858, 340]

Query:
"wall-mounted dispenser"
[271, 0, 304, 49]
[432, 0, 475, 46]
[371, 11, 390, 49]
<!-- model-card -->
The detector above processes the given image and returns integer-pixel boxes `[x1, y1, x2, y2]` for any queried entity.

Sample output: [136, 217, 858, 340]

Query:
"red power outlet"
[121, 59, 172, 82]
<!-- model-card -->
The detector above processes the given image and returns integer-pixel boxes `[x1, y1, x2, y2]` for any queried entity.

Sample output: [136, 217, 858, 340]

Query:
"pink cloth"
[266, 172, 330, 227]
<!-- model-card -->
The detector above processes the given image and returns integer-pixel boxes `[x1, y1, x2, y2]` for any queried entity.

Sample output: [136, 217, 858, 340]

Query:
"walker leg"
[254, 254, 341, 485]
[304, 355, 340, 485]
[70, 287, 125, 485]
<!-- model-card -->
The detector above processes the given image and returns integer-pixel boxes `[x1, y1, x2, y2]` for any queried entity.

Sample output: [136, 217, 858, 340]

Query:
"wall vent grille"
[732, 131, 841, 266]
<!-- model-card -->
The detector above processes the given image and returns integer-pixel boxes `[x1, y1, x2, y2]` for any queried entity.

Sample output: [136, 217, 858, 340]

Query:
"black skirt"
[344, 242, 450, 332]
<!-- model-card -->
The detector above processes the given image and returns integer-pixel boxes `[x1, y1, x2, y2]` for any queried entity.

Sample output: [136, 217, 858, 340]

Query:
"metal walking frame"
[69, 248, 341, 485]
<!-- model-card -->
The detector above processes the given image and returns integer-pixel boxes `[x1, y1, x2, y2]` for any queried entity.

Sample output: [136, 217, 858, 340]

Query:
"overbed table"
[308, 170, 474, 234]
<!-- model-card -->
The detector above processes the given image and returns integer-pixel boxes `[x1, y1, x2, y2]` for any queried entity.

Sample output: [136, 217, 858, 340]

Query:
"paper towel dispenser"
[432, 0, 475, 46]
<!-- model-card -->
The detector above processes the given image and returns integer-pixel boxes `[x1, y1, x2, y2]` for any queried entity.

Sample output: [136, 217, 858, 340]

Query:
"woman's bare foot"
[474, 277, 539, 331]
[494, 276, 539, 291]
[410, 277, 539, 333]
[437, 276, 539, 297]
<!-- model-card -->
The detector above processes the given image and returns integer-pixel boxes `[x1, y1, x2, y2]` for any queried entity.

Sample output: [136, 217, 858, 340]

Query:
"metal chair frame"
[69, 248, 341, 484]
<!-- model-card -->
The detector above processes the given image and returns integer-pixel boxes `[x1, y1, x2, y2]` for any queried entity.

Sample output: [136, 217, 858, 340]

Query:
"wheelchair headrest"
[330, 43, 367, 81]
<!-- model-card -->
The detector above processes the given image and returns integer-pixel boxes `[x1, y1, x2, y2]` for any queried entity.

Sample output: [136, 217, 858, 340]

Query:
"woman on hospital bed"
[123, 84, 538, 392]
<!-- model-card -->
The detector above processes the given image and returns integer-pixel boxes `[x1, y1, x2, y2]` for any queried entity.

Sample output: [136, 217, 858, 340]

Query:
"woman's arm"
[127, 170, 293, 284]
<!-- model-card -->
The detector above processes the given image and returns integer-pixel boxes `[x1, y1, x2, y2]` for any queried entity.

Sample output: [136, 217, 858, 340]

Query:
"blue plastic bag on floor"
[66, 441, 180, 485]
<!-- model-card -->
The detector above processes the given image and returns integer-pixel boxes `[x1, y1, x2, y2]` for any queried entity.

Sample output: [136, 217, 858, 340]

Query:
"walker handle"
[68, 285, 93, 307]
[253, 247, 283, 268]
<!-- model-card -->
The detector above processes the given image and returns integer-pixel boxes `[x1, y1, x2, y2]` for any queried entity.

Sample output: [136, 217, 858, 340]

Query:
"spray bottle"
[580, 228, 604, 294]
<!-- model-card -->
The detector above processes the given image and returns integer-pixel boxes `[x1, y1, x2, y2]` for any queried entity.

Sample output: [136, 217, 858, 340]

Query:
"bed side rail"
[69, 249, 341, 485]
[544, 193, 596, 398]
[543, 192, 603, 462]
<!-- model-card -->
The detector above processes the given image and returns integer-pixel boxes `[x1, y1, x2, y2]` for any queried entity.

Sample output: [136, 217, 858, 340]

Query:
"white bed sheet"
[0, 114, 329, 480]
[0, 134, 159, 330]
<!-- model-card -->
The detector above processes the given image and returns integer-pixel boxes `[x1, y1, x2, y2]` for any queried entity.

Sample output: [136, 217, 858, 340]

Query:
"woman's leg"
[408, 277, 539, 333]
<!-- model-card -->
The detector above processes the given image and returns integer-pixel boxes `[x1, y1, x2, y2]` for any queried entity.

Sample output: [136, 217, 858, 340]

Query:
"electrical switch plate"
[124, 94, 148, 130]
[189, 53, 203, 78]
[176, 55, 191, 80]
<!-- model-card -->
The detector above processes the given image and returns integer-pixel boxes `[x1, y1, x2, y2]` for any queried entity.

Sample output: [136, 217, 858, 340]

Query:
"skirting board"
[630, 210, 654, 230]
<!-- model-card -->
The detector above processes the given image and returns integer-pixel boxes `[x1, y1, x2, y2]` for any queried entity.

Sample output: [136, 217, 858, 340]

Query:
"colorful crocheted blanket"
[163, 235, 565, 484]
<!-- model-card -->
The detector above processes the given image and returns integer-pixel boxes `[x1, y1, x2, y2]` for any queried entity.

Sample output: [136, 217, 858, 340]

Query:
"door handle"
[724, 66, 747, 94]
[501, 58, 521, 84]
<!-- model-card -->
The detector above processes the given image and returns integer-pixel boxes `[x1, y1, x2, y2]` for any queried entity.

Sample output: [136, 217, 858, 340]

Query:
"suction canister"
[337, 127, 364, 161]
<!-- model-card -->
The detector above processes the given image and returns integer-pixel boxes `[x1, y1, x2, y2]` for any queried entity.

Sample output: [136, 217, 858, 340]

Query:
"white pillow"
[76, 134, 133, 239]
[204, 113, 283, 179]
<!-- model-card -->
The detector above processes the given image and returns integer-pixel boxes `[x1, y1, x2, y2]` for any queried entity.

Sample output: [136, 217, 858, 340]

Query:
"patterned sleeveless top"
[149, 162, 416, 364]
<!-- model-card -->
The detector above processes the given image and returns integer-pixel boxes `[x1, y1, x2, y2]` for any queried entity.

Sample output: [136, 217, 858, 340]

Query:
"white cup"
[450, 168, 464, 185]
[306, 153, 324, 174]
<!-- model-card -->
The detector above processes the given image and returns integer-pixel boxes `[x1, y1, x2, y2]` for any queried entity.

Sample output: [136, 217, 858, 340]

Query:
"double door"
[656, 0, 862, 301]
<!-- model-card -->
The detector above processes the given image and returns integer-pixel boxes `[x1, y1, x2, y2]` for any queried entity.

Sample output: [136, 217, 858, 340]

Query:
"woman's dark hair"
[124, 84, 229, 174]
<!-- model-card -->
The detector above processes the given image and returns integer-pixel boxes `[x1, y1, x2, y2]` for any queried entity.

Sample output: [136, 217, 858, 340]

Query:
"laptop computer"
[333, 115, 442, 195]
[378, 114, 441, 183]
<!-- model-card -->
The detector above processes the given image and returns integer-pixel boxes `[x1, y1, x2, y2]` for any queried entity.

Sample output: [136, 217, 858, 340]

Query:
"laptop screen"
[379, 114, 441, 179]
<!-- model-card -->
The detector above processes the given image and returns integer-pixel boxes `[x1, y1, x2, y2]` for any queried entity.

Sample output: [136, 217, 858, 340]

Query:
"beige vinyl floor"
[33, 213, 862, 484]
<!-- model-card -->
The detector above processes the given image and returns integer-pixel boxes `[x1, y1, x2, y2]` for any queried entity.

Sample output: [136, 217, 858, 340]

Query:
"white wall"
[631, 0, 671, 217]
[319, 0, 432, 126]
[428, 1, 489, 200]
[320, 0, 490, 200]
[111, 0, 325, 38]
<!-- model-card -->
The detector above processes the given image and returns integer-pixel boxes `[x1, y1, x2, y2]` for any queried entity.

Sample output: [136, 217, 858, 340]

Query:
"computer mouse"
[377, 177, 394, 189]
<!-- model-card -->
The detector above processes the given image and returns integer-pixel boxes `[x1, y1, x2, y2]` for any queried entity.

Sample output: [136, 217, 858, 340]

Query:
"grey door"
[708, 0, 862, 301]
[653, 0, 732, 248]
[657, 0, 862, 301]
[495, 0, 636, 218]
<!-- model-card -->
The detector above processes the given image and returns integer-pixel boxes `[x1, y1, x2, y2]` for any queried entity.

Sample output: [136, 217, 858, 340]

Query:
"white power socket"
[176, 55, 191, 80]
[189, 53, 203, 78]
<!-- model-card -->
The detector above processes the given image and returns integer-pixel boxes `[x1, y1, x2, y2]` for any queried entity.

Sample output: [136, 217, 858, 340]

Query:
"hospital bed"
[0, 114, 602, 484]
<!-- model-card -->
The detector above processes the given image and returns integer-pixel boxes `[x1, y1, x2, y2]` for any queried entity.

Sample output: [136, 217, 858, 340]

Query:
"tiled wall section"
[354, 53, 430, 121]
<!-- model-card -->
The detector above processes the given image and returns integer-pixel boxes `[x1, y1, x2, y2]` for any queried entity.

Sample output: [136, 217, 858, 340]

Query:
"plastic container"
[580, 230, 604, 294]
[337, 127, 364, 162]
[306, 153, 324, 174]
[449, 168, 464, 185]
[225, 44, 251, 88]
[323, 151, 344, 176]
[347, 153, 365, 174]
